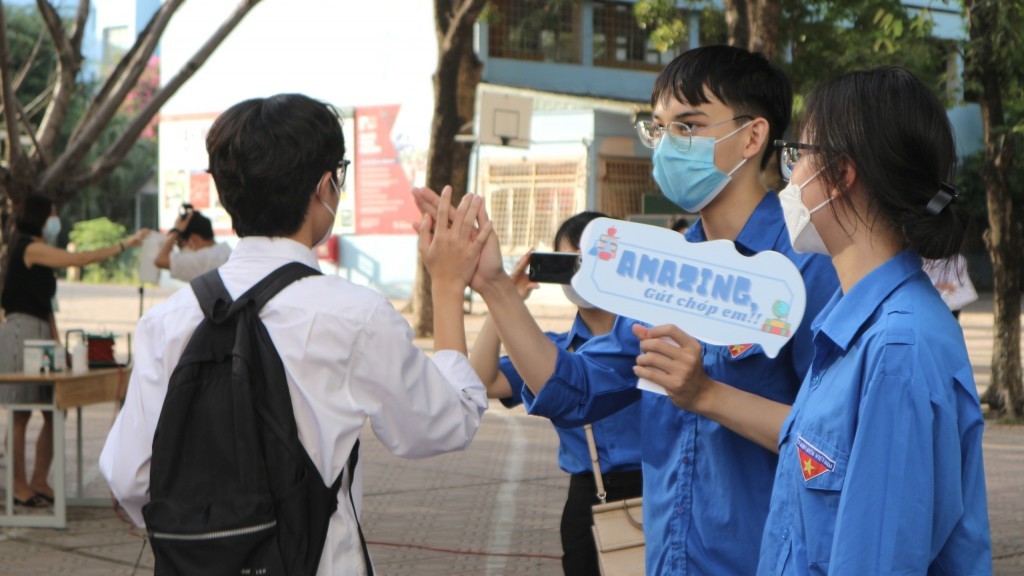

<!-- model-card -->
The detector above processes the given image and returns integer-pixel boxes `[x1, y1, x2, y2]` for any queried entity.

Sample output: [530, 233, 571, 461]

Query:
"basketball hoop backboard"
[479, 93, 533, 148]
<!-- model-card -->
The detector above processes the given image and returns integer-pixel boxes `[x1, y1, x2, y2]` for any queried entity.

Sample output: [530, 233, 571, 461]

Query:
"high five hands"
[412, 186, 505, 294]
[414, 186, 494, 294]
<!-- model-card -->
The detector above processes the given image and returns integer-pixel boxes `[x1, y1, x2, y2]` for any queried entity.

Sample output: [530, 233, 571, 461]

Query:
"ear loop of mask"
[718, 121, 754, 176]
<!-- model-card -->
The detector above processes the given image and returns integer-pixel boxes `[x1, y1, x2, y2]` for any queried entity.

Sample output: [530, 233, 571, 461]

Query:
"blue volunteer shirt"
[759, 250, 991, 575]
[524, 193, 840, 575]
[499, 314, 643, 475]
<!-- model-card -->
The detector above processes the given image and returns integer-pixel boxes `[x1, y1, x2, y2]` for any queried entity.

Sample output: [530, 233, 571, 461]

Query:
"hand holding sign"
[575, 218, 807, 359]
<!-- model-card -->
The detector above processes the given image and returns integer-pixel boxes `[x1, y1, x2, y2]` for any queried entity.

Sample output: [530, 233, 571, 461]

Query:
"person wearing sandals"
[0, 193, 148, 508]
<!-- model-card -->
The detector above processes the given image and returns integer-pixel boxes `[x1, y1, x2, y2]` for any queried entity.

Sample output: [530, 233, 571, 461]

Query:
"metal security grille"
[593, 1, 687, 70]
[599, 157, 656, 218]
[487, 0, 582, 64]
[482, 159, 586, 254]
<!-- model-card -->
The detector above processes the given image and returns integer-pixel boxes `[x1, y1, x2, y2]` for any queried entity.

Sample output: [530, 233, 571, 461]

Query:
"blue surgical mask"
[651, 122, 751, 212]
[43, 216, 61, 245]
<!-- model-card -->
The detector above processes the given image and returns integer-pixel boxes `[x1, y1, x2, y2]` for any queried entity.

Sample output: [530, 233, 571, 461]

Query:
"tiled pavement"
[0, 281, 1021, 575]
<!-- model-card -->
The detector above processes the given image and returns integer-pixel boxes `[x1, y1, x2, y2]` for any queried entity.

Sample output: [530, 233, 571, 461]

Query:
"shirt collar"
[815, 249, 923, 351]
[229, 236, 322, 271]
[562, 313, 594, 349]
[683, 192, 784, 255]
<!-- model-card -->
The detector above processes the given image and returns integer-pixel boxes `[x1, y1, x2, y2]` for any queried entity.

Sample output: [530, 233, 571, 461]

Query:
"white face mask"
[779, 169, 831, 255]
[315, 178, 339, 249]
[43, 216, 61, 245]
[562, 283, 595, 309]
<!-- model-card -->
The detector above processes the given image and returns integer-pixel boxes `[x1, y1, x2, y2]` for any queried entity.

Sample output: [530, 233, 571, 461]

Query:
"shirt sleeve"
[520, 334, 641, 428]
[498, 355, 525, 409]
[99, 314, 170, 528]
[828, 349, 991, 573]
[348, 299, 487, 459]
[169, 250, 207, 282]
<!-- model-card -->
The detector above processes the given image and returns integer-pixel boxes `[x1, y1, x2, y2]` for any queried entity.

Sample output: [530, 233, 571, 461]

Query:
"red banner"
[354, 105, 419, 235]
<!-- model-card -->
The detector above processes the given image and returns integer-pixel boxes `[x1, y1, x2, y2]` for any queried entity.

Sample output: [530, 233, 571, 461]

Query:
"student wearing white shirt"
[153, 208, 232, 281]
[100, 93, 491, 576]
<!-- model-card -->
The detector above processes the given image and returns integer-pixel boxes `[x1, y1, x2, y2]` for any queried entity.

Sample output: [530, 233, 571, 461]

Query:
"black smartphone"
[528, 252, 580, 284]
[179, 203, 194, 218]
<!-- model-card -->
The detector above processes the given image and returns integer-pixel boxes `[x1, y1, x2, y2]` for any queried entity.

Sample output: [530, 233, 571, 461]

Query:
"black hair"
[670, 217, 689, 233]
[554, 211, 609, 251]
[651, 45, 793, 170]
[181, 211, 214, 241]
[15, 193, 53, 237]
[207, 93, 345, 238]
[802, 66, 966, 260]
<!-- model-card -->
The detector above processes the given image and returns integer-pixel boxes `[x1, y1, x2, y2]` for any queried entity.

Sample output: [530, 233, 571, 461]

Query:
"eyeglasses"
[774, 139, 820, 182]
[335, 160, 351, 188]
[635, 115, 753, 153]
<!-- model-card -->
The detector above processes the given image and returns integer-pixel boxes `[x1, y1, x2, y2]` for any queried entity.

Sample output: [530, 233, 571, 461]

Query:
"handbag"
[586, 424, 645, 576]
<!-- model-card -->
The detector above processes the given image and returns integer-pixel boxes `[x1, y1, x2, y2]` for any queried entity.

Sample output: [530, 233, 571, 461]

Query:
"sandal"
[35, 492, 55, 504]
[14, 494, 51, 508]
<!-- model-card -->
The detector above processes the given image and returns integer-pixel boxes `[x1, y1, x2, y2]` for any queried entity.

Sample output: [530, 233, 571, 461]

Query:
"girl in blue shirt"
[470, 211, 644, 576]
[633, 66, 991, 574]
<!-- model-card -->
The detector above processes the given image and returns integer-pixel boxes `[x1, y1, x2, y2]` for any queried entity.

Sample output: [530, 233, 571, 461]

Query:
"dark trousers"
[561, 470, 643, 576]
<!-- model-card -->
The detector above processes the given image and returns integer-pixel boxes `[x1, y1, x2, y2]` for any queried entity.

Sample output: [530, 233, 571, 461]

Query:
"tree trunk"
[723, 0, 750, 50]
[413, 0, 487, 337]
[746, 0, 781, 61]
[965, 0, 1023, 418]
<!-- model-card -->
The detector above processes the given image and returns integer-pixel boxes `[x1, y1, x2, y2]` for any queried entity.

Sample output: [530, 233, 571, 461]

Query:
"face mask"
[779, 169, 831, 254]
[651, 122, 751, 212]
[43, 216, 61, 245]
[315, 178, 339, 249]
[562, 284, 595, 309]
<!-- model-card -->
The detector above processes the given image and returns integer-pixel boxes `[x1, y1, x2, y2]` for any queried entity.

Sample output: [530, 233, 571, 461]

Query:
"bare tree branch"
[13, 97, 45, 165]
[11, 27, 46, 93]
[34, 0, 87, 163]
[72, 0, 266, 191]
[0, 0, 27, 176]
[68, 0, 90, 52]
[66, 0, 182, 152]
[42, 0, 187, 194]
[440, 0, 487, 55]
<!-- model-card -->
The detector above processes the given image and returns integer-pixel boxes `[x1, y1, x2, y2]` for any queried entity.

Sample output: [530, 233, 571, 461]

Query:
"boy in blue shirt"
[415, 45, 839, 574]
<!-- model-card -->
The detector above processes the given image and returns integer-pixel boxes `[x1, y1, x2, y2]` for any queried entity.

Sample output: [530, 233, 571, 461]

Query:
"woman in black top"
[0, 193, 148, 507]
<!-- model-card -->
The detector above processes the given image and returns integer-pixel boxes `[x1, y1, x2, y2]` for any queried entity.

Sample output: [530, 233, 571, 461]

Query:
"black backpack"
[142, 263, 373, 575]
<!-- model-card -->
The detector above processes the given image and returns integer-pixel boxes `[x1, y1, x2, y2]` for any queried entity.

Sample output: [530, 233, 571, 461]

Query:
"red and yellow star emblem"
[728, 344, 753, 358]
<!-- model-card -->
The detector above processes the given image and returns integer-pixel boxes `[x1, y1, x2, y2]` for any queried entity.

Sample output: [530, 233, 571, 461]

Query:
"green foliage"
[634, 0, 689, 52]
[778, 0, 950, 106]
[67, 218, 138, 284]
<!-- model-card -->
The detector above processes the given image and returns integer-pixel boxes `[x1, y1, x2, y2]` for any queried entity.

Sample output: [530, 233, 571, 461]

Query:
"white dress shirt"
[100, 237, 487, 576]
[168, 241, 232, 282]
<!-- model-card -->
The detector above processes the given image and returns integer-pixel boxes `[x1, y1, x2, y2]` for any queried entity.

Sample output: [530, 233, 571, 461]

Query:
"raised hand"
[418, 188, 493, 292]
[125, 229, 152, 248]
[510, 250, 539, 300]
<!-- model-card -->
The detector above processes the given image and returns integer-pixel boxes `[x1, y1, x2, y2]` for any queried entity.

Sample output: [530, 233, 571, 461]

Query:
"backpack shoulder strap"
[190, 269, 234, 323]
[231, 262, 322, 315]
[343, 439, 375, 576]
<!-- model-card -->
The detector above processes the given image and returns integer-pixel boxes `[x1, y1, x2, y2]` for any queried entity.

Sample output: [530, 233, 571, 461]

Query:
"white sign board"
[138, 232, 167, 285]
[575, 218, 807, 360]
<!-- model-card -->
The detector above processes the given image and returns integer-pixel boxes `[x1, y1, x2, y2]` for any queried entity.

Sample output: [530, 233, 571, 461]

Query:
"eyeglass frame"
[774, 139, 821, 183]
[635, 115, 754, 153]
[334, 160, 351, 189]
